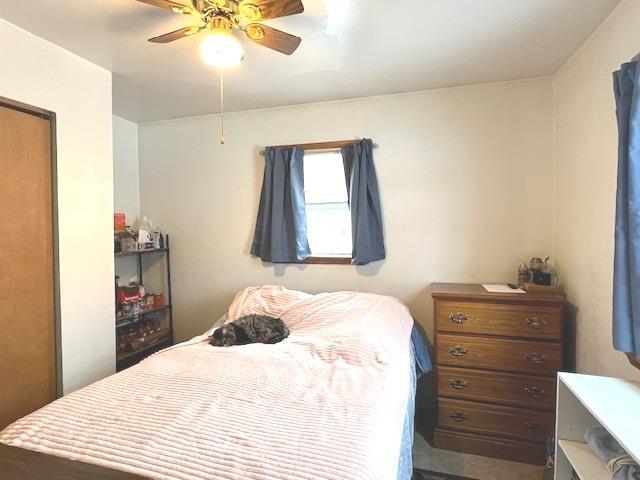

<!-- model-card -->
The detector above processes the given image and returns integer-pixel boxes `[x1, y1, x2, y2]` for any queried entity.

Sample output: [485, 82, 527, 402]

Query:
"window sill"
[626, 353, 640, 370]
[301, 257, 352, 265]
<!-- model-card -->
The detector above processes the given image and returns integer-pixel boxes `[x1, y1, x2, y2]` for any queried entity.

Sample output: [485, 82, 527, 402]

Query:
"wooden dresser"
[432, 283, 566, 465]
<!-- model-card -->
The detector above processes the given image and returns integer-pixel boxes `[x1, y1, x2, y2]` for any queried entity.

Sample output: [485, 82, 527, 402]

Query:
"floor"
[412, 433, 546, 480]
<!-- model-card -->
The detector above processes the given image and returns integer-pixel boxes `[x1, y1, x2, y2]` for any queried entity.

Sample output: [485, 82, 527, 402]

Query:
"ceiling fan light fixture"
[199, 28, 244, 69]
[245, 24, 265, 40]
[170, 6, 190, 14]
[238, 3, 261, 20]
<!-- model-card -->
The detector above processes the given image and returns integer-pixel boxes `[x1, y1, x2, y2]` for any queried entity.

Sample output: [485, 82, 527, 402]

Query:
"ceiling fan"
[137, 0, 304, 143]
[136, 0, 304, 63]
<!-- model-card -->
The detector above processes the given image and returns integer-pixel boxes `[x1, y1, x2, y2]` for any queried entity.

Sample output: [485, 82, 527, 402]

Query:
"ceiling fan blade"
[238, 0, 304, 21]
[245, 23, 301, 55]
[148, 26, 204, 43]
[135, 0, 193, 14]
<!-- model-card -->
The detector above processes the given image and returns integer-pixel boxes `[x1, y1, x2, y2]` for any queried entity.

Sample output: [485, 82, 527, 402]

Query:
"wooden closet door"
[0, 104, 56, 429]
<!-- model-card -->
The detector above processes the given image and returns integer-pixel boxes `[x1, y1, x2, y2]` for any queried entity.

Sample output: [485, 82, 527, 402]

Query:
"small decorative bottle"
[518, 262, 531, 287]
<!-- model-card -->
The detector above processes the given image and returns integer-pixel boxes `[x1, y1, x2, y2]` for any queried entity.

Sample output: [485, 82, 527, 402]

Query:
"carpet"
[413, 469, 478, 480]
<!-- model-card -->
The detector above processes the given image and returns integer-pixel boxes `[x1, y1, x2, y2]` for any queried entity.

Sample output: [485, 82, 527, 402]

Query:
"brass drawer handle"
[449, 411, 470, 423]
[524, 420, 544, 432]
[448, 346, 469, 357]
[449, 312, 469, 324]
[449, 378, 470, 390]
[526, 316, 548, 329]
[526, 353, 546, 365]
[524, 386, 546, 399]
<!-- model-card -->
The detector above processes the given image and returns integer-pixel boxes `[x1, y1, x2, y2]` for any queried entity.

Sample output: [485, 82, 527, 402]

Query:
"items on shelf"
[114, 225, 138, 254]
[113, 213, 164, 254]
[153, 227, 164, 249]
[137, 216, 154, 250]
[117, 318, 166, 354]
[114, 212, 126, 231]
[585, 427, 639, 480]
[115, 281, 166, 322]
[114, 233, 172, 370]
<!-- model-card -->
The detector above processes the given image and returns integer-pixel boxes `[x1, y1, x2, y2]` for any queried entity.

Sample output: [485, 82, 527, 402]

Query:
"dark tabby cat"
[209, 314, 289, 347]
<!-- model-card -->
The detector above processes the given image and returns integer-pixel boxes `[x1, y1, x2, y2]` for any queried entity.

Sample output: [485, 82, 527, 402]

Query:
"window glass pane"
[306, 203, 352, 256]
[303, 152, 349, 204]
[303, 150, 353, 258]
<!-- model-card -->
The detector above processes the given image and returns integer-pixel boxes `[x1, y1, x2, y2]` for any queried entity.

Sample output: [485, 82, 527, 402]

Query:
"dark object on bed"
[413, 468, 478, 480]
[210, 314, 289, 347]
[0, 444, 146, 480]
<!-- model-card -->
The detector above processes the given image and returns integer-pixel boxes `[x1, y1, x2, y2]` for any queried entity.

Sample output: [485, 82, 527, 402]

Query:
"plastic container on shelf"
[138, 217, 154, 250]
[121, 226, 137, 252]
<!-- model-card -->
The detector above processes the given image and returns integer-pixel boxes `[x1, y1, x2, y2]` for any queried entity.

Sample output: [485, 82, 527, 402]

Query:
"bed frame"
[0, 444, 145, 480]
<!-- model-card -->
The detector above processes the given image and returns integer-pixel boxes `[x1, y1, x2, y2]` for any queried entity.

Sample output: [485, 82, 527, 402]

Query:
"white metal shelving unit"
[555, 372, 640, 479]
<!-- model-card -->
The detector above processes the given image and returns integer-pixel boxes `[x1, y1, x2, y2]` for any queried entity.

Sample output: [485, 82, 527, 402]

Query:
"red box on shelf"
[117, 285, 140, 305]
[114, 212, 126, 232]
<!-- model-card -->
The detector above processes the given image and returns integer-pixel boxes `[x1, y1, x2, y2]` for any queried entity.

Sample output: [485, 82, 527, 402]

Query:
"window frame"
[291, 140, 356, 265]
[303, 256, 352, 265]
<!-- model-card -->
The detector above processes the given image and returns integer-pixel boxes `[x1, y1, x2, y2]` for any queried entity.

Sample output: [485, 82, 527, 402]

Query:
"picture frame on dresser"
[430, 283, 568, 465]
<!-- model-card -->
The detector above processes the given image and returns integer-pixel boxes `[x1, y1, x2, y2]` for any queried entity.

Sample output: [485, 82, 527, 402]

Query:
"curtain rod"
[259, 140, 378, 156]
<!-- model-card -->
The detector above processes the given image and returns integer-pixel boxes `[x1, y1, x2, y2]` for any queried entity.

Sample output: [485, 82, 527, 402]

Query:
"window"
[303, 151, 352, 262]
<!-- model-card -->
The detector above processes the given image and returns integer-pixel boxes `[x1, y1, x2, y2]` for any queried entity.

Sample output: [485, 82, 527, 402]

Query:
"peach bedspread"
[0, 286, 414, 480]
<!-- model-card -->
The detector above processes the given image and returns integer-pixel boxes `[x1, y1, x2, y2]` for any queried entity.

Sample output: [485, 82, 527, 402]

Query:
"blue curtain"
[251, 147, 311, 263]
[613, 61, 640, 359]
[341, 139, 386, 265]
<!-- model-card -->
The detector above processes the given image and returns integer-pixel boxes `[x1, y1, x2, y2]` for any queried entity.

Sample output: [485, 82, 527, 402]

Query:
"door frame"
[0, 96, 62, 398]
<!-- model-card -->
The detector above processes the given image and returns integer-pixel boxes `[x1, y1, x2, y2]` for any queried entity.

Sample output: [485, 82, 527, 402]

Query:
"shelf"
[558, 373, 640, 464]
[116, 331, 173, 363]
[116, 304, 171, 327]
[115, 234, 172, 371]
[558, 440, 609, 480]
[115, 247, 168, 258]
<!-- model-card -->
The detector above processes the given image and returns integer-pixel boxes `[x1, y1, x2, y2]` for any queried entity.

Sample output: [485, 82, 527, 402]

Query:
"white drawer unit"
[555, 372, 640, 479]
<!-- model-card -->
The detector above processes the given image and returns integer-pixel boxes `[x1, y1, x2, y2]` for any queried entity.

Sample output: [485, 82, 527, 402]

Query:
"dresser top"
[432, 283, 565, 305]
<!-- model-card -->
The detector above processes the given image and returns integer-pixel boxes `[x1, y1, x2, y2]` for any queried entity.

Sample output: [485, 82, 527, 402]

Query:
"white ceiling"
[0, 0, 621, 122]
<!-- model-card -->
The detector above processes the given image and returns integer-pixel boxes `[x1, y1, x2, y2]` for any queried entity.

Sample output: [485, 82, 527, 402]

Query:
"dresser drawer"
[437, 366, 557, 410]
[435, 301, 562, 340]
[436, 334, 562, 375]
[438, 398, 554, 444]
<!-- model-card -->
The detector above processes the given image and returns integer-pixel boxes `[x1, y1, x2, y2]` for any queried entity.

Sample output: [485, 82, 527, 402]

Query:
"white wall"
[113, 115, 140, 227]
[113, 115, 141, 285]
[139, 78, 555, 341]
[554, 0, 640, 380]
[0, 19, 115, 393]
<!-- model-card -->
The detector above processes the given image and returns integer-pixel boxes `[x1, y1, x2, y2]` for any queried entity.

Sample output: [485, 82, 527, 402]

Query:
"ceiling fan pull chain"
[220, 70, 225, 144]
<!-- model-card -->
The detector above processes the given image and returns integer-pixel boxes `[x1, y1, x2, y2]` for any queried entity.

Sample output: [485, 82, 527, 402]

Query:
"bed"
[0, 286, 431, 480]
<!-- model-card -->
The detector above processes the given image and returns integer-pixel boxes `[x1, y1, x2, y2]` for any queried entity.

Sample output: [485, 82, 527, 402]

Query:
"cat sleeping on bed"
[209, 314, 289, 347]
